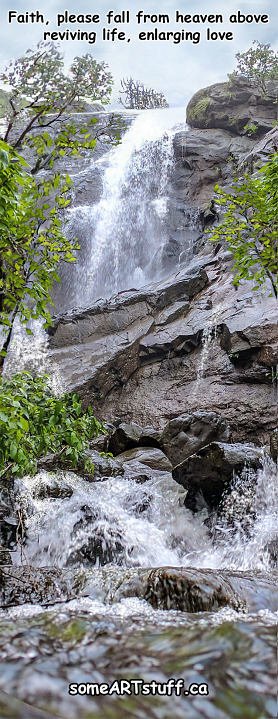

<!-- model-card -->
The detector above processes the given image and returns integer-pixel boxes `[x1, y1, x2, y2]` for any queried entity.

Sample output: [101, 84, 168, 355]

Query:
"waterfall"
[56, 107, 187, 311]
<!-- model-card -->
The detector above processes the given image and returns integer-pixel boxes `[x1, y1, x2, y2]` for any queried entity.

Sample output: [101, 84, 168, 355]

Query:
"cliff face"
[48, 82, 278, 447]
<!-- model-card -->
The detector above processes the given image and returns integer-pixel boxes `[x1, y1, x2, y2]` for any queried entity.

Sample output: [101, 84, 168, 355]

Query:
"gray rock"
[172, 442, 263, 512]
[108, 421, 161, 455]
[117, 447, 172, 472]
[161, 411, 230, 467]
[47, 256, 278, 446]
[186, 77, 277, 137]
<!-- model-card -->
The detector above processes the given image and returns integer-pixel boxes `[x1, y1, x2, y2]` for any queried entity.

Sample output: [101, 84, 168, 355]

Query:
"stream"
[0, 108, 277, 719]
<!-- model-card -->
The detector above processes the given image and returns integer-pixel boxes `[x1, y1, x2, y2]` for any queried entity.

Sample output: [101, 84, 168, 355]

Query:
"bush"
[0, 372, 104, 480]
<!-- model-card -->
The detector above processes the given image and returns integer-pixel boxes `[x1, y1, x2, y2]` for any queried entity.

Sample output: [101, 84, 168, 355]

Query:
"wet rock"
[117, 447, 172, 472]
[0, 565, 277, 613]
[67, 529, 126, 567]
[30, 475, 73, 500]
[108, 421, 161, 455]
[186, 77, 277, 137]
[37, 449, 124, 481]
[173, 442, 263, 512]
[47, 253, 278, 446]
[0, 484, 18, 550]
[143, 567, 244, 612]
[270, 429, 278, 462]
[0, 566, 88, 607]
[84, 450, 125, 479]
[266, 538, 278, 567]
[161, 411, 230, 467]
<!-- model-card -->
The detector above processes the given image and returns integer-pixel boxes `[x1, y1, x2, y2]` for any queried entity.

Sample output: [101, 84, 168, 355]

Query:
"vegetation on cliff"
[0, 372, 103, 480]
[0, 140, 79, 357]
[230, 41, 278, 99]
[209, 154, 278, 297]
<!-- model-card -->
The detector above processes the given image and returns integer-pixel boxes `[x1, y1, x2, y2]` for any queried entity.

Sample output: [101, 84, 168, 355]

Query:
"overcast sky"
[0, 0, 277, 107]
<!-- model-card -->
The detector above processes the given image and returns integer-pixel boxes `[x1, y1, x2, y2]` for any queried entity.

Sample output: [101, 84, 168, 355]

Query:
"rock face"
[172, 441, 263, 512]
[186, 77, 277, 137]
[48, 254, 278, 446]
[173, 126, 254, 207]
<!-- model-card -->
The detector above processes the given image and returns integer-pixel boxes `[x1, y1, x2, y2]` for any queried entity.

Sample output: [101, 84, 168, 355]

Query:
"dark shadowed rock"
[108, 421, 161, 455]
[173, 442, 263, 512]
[270, 429, 278, 462]
[161, 411, 230, 467]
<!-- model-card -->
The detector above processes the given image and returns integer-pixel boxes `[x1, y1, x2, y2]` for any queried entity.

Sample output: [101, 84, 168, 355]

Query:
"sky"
[0, 0, 277, 107]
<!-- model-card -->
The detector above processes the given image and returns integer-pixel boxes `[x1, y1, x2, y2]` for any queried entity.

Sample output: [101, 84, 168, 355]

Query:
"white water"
[15, 452, 278, 573]
[59, 107, 187, 309]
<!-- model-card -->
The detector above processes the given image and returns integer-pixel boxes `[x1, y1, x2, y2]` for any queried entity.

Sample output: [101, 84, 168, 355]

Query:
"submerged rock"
[173, 442, 263, 512]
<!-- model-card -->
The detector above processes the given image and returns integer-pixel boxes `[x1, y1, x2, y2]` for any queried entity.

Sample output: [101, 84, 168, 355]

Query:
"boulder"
[173, 126, 254, 206]
[161, 411, 230, 466]
[172, 442, 263, 512]
[37, 449, 124, 481]
[186, 77, 277, 137]
[117, 447, 172, 472]
[108, 421, 161, 455]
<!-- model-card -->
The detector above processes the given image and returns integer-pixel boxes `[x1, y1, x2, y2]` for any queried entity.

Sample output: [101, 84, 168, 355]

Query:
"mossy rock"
[186, 79, 277, 137]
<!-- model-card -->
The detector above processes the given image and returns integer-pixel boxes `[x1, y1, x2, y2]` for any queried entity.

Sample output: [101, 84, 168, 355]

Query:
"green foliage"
[0, 372, 104, 480]
[0, 140, 79, 341]
[0, 43, 113, 157]
[208, 154, 278, 297]
[119, 77, 168, 110]
[243, 122, 258, 137]
[230, 41, 278, 97]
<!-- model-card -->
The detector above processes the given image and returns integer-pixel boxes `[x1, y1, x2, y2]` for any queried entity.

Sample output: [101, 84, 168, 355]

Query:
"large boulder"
[172, 441, 263, 512]
[186, 77, 277, 137]
[161, 411, 230, 466]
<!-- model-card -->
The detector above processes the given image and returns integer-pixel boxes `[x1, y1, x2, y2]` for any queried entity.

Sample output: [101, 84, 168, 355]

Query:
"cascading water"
[1, 108, 277, 719]
[57, 107, 187, 311]
[15, 451, 277, 574]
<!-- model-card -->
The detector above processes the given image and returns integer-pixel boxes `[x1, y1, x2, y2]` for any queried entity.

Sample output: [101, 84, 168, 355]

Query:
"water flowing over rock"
[2, 92, 278, 719]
